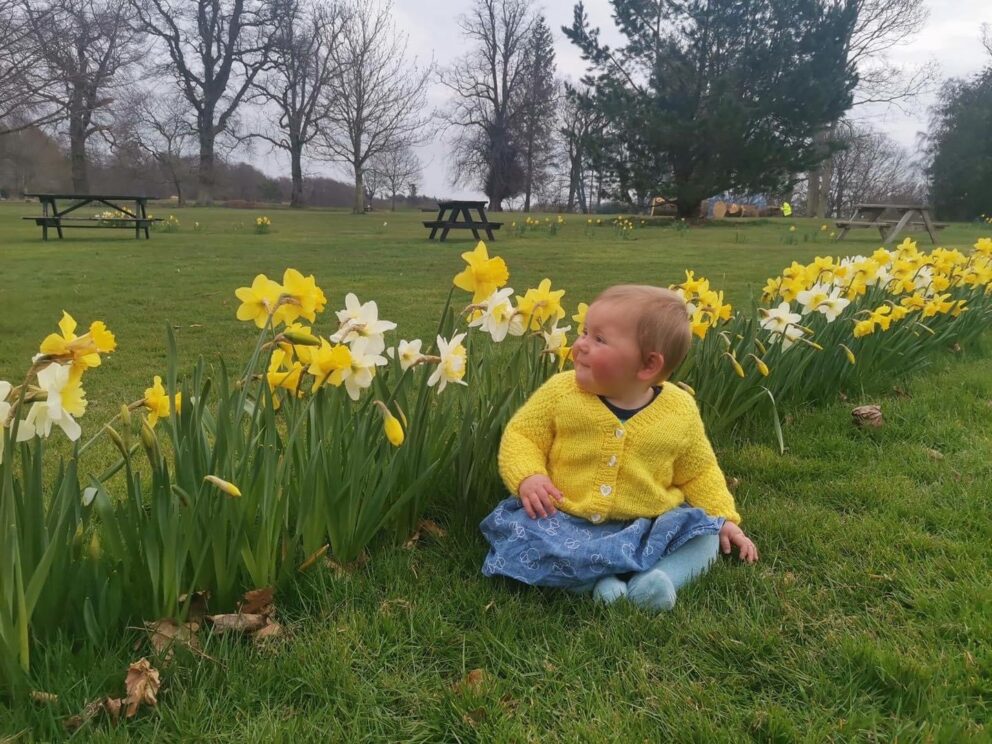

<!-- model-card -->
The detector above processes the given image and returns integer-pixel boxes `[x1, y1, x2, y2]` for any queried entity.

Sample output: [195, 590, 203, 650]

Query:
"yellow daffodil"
[235, 274, 283, 328]
[679, 270, 709, 298]
[516, 279, 566, 330]
[853, 319, 876, 338]
[266, 348, 304, 404]
[974, 237, 992, 256]
[275, 269, 327, 325]
[204, 475, 241, 497]
[38, 311, 116, 371]
[690, 308, 710, 340]
[572, 302, 588, 335]
[307, 339, 352, 392]
[452, 241, 509, 303]
[143, 375, 182, 427]
[761, 277, 782, 302]
[373, 400, 405, 446]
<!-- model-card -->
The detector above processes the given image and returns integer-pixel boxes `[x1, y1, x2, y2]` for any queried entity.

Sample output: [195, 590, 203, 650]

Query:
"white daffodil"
[331, 293, 397, 354]
[340, 336, 387, 401]
[914, 265, 935, 295]
[759, 302, 801, 334]
[0, 380, 35, 464]
[796, 283, 832, 316]
[387, 339, 424, 371]
[542, 322, 571, 354]
[779, 325, 805, 350]
[469, 287, 516, 342]
[22, 363, 86, 441]
[427, 333, 468, 393]
[818, 288, 850, 322]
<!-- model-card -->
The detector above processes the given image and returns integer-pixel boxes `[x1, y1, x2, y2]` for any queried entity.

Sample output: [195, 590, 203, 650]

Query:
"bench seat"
[835, 220, 946, 229]
[422, 220, 502, 230]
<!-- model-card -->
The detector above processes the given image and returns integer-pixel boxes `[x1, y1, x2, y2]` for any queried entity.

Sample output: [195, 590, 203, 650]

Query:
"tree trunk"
[818, 154, 834, 218]
[198, 127, 216, 206]
[290, 144, 305, 208]
[174, 174, 184, 207]
[352, 164, 364, 214]
[523, 142, 534, 212]
[69, 114, 89, 193]
[390, 190, 396, 211]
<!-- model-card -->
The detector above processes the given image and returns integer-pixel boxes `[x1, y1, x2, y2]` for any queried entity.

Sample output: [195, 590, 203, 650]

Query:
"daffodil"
[374, 400, 405, 446]
[516, 279, 565, 331]
[974, 237, 992, 256]
[339, 337, 387, 401]
[0, 380, 35, 464]
[452, 241, 509, 303]
[542, 323, 571, 365]
[689, 308, 710, 340]
[307, 339, 352, 392]
[266, 348, 304, 395]
[331, 293, 397, 354]
[572, 302, 588, 335]
[143, 375, 182, 427]
[204, 475, 242, 497]
[387, 339, 424, 371]
[274, 269, 327, 325]
[853, 319, 876, 338]
[22, 363, 86, 441]
[469, 288, 516, 342]
[427, 333, 468, 393]
[235, 274, 283, 328]
[38, 311, 116, 371]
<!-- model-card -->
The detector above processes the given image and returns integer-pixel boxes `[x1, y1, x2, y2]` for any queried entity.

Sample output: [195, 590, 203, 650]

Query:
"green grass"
[1, 204, 990, 739]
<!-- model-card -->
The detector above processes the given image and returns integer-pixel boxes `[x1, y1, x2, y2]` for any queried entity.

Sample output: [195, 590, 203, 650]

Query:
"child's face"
[572, 301, 653, 397]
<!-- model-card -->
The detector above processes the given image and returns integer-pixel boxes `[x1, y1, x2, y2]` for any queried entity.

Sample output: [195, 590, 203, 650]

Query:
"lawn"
[1, 204, 990, 740]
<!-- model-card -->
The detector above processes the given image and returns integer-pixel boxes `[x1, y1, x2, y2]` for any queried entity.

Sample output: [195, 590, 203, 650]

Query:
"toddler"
[481, 284, 757, 611]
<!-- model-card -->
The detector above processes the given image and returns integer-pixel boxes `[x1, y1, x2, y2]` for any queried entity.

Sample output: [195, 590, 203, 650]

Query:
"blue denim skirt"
[480, 498, 724, 588]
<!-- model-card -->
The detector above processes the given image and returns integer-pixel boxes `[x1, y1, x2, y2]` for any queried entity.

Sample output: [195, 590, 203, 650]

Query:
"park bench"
[423, 200, 502, 241]
[835, 203, 946, 244]
[22, 193, 161, 240]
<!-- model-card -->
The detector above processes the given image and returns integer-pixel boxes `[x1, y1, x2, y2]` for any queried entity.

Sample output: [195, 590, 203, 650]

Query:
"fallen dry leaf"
[725, 476, 741, 491]
[379, 598, 412, 614]
[238, 587, 275, 616]
[924, 447, 944, 461]
[64, 697, 122, 732]
[419, 519, 447, 539]
[298, 544, 329, 572]
[207, 613, 269, 634]
[145, 619, 200, 662]
[462, 707, 487, 727]
[452, 668, 486, 695]
[30, 690, 59, 704]
[892, 386, 912, 398]
[178, 590, 211, 621]
[851, 404, 883, 429]
[253, 620, 284, 644]
[124, 658, 161, 718]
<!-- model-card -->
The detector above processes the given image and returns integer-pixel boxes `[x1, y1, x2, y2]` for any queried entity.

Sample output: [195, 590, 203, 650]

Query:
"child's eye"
[595, 336, 606, 344]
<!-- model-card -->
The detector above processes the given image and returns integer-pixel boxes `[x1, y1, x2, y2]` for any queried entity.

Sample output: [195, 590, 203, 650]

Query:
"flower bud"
[204, 474, 242, 497]
[281, 329, 322, 346]
[104, 425, 129, 458]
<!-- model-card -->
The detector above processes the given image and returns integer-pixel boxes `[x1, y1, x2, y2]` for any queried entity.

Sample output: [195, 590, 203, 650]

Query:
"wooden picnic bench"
[423, 200, 502, 241]
[835, 203, 947, 244]
[22, 193, 161, 240]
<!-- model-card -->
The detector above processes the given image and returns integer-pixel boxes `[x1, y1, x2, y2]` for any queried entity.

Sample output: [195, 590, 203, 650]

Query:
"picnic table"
[423, 200, 502, 241]
[22, 193, 160, 240]
[835, 203, 947, 245]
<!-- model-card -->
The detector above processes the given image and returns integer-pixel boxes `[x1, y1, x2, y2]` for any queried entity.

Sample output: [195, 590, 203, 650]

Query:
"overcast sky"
[267, 0, 992, 200]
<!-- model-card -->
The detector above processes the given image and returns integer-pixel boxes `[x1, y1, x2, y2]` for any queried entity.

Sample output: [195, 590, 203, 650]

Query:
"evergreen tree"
[517, 16, 558, 212]
[926, 70, 992, 221]
[564, 0, 859, 218]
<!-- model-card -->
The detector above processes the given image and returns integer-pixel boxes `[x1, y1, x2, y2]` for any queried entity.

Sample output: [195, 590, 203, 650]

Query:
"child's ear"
[638, 352, 665, 381]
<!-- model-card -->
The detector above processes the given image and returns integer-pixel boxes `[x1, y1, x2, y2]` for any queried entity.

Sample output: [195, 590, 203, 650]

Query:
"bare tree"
[0, 1, 63, 136]
[560, 85, 603, 213]
[318, 0, 431, 214]
[131, 0, 283, 204]
[807, 0, 933, 217]
[982, 23, 992, 58]
[439, 0, 535, 211]
[368, 143, 419, 210]
[251, 0, 345, 207]
[21, 0, 144, 191]
[113, 91, 195, 204]
[827, 120, 923, 218]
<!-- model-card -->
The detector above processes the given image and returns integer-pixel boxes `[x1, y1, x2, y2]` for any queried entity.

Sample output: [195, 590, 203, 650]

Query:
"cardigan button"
[590, 513, 603, 523]
[614, 427, 624, 438]
[600, 484, 612, 497]
[607, 455, 617, 467]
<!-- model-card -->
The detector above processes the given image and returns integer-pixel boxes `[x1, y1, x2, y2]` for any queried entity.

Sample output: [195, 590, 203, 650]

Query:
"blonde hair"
[593, 285, 691, 380]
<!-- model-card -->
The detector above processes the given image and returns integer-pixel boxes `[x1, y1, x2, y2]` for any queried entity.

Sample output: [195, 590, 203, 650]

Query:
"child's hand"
[518, 475, 564, 519]
[719, 521, 758, 563]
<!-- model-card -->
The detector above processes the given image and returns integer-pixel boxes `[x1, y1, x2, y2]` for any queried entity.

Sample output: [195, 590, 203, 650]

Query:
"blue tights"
[571, 534, 720, 612]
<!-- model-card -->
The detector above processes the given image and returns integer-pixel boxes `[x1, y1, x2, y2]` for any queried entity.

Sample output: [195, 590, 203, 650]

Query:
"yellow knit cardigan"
[498, 371, 741, 525]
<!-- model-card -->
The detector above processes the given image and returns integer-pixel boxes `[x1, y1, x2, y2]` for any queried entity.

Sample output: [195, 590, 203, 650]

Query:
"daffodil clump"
[255, 215, 272, 234]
